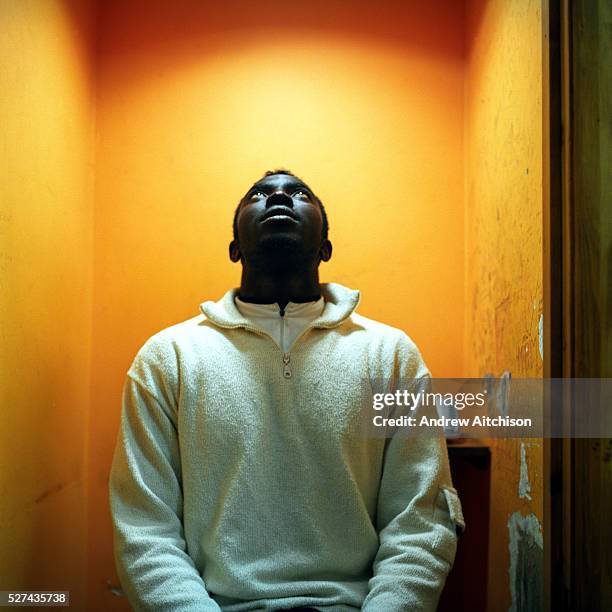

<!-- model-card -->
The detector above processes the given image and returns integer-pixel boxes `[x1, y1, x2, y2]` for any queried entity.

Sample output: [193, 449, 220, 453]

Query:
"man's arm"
[362, 338, 464, 612]
[109, 353, 221, 612]
[361, 433, 462, 611]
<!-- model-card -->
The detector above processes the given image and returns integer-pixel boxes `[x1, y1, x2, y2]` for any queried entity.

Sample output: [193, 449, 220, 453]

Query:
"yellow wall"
[0, 0, 95, 607]
[464, 0, 544, 609]
[91, 2, 464, 607]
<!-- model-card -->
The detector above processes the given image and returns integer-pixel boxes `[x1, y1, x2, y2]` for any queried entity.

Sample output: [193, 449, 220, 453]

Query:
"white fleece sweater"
[109, 282, 463, 612]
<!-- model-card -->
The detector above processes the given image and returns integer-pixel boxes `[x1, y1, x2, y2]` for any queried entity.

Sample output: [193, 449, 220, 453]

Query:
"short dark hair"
[232, 169, 329, 242]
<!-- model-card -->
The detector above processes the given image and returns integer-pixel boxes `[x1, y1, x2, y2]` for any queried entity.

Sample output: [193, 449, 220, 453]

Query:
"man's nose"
[265, 191, 294, 208]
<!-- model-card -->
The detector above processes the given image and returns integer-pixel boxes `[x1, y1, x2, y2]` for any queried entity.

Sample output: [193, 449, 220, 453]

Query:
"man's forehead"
[251, 174, 310, 191]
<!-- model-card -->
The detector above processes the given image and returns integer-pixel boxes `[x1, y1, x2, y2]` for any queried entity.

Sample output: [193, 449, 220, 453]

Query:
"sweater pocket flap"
[441, 486, 465, 534]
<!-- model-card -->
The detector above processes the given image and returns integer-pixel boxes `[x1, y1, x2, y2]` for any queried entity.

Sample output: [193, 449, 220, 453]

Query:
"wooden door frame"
[542, 0, 566, 609]
[545, 0, 612, 609]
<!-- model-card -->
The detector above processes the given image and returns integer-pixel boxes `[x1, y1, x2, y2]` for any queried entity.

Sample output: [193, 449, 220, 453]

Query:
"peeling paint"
[538, 313, 544, 360]
[484, 373, 496, 417]
[519, 443, 532, 500]
[496, 370, 512, 416]
[508, 512, 543, 612]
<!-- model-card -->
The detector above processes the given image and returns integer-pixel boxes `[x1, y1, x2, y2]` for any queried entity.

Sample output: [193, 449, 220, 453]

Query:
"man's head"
[229, 169, 332, 272]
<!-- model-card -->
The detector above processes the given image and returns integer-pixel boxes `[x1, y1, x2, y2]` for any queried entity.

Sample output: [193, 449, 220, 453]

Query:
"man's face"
[230, 174, 330, 267]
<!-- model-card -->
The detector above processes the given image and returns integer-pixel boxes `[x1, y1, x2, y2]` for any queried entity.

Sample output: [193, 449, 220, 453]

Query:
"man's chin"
[250, 235, 312, 271]
[258, 233, 302, 254]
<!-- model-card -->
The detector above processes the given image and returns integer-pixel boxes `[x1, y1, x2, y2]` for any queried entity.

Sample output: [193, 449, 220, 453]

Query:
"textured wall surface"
[464, 1, 544, 609]
[0, 0, 96, 607]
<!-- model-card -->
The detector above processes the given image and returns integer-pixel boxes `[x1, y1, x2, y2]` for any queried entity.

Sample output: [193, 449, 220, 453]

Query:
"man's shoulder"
[139, 313, 205, 347]
[345, 312, 430, 378]
[129, 313, 216, 368]
[126, 313, 221, 387]
[151, 313, 208, 339]
[347, 312, 419, 348]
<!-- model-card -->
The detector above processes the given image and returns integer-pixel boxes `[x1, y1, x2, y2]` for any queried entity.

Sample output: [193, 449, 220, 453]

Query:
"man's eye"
[249, 191, 266, 200]
[293, 190, 311, 199]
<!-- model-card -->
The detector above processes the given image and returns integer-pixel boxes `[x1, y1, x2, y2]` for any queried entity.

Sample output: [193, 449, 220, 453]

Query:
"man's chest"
[175, 338, 375, 454]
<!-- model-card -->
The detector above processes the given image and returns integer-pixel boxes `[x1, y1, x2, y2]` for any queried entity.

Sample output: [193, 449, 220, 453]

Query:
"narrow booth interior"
[1, 1, 545, 610]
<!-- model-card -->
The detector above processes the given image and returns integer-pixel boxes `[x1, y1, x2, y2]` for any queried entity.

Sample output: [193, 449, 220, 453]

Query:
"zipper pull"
[282, 352, 292, 379]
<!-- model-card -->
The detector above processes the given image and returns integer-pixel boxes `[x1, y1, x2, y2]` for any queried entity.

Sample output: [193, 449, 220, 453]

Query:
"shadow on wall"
[97, 0, 478, 74]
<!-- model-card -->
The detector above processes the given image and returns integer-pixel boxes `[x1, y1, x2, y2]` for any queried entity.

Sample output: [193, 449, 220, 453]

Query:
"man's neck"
[238, 266, 321, 310]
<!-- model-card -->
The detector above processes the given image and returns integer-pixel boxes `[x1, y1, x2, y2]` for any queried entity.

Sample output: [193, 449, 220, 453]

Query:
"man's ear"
[319, 239, 332, 262]
[229, 240, 241, 263]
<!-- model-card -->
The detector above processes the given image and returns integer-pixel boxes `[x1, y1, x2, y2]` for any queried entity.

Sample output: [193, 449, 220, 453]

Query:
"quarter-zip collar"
[234, 296, 325, 355]
[234, 296, 325, 320]
[199, 282, 361, 332]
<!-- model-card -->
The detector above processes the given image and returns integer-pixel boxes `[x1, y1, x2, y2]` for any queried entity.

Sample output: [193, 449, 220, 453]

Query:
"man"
[109, 169, 464, 611]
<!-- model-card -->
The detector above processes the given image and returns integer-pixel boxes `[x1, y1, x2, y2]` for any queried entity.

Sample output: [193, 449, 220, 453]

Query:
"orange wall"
[91, 2, 465, 608]
[0, 0, 96, 607]
[0, 1, 548, 609]
[464, 1, 544, 609]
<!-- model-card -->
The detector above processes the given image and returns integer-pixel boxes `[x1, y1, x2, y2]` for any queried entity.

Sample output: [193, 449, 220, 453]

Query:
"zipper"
[277, 304, 337, 379]
[215, 312, 333, 380]
[279, 305, 292, 379]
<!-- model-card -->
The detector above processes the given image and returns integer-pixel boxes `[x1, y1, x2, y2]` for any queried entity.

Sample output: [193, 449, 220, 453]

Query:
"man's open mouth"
[260, 209, 299, 224]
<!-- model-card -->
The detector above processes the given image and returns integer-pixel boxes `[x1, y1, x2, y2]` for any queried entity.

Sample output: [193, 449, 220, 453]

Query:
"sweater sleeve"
[362, 337, 464, 612]
[109, 349, 221, 612]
